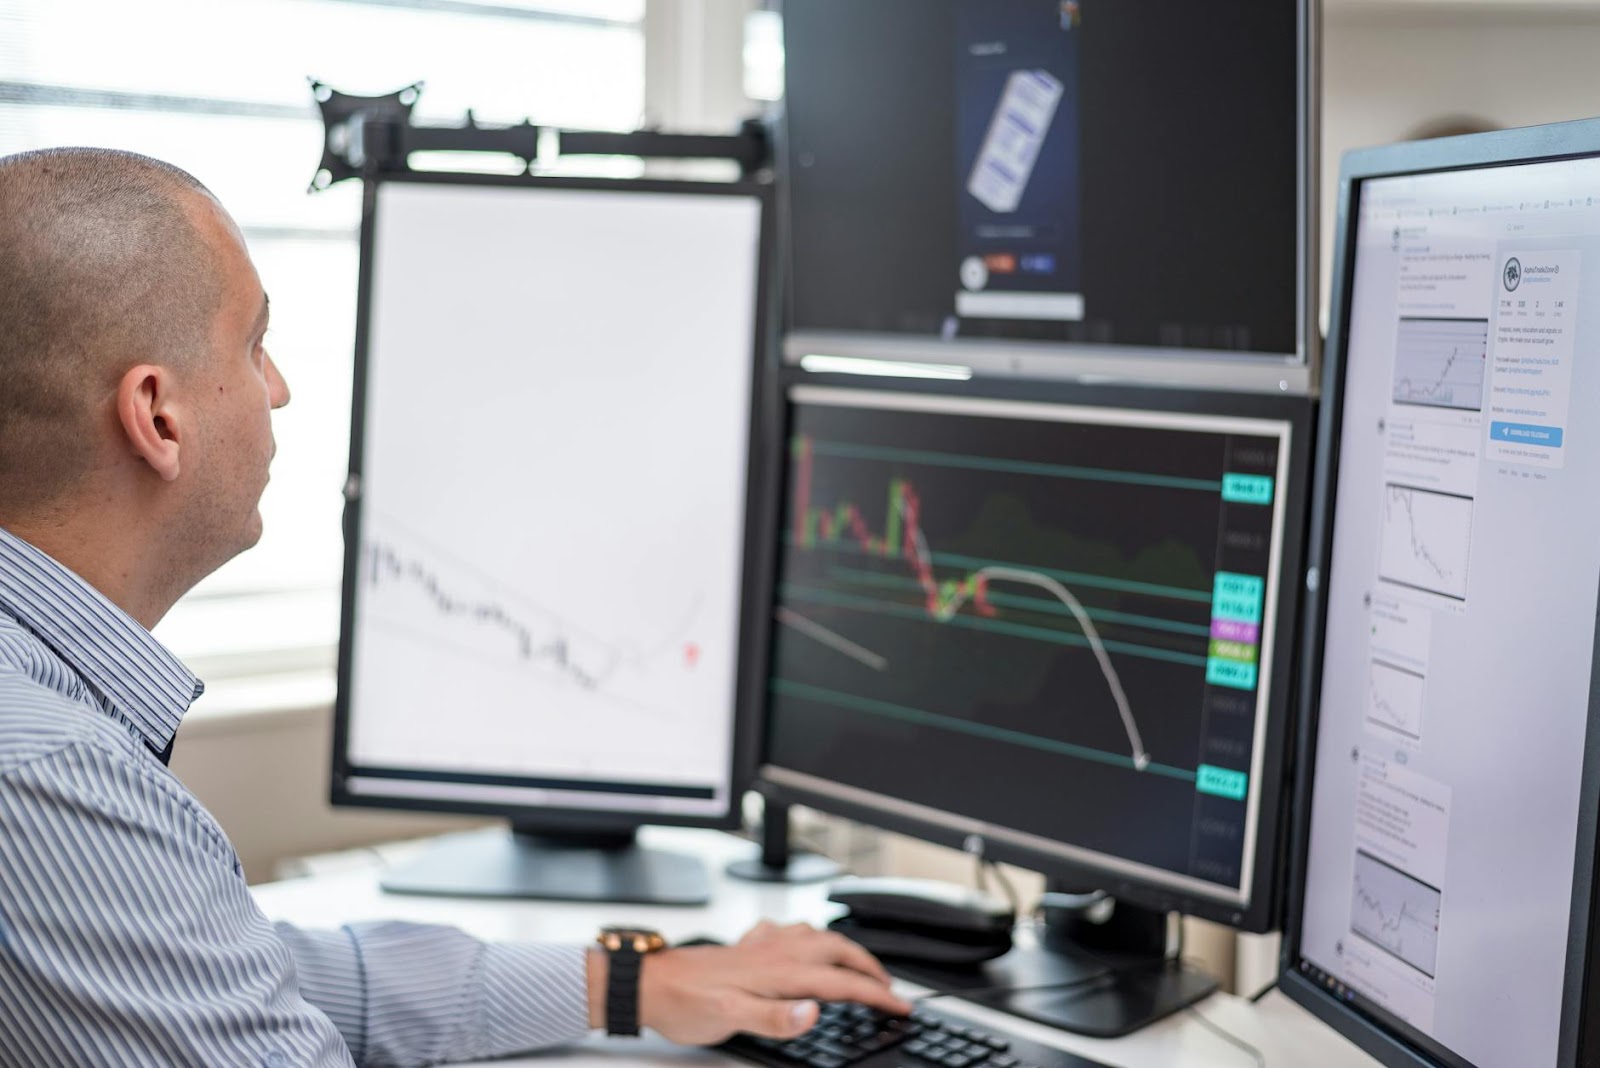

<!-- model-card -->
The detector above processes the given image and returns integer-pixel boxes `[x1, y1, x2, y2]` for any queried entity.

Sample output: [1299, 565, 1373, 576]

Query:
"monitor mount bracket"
[309, 80, 770, 191]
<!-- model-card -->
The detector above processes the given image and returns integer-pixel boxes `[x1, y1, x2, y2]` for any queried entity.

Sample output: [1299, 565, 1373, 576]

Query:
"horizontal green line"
[808, 440, 1224, 493]
[781, 584, 1210, 667]
[801, 539, 1214, 604]
[772, 679, 1197, 782]
[828, 567, 1213, 638]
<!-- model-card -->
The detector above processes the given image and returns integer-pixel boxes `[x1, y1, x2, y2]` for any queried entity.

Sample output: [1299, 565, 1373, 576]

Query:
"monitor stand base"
[892, 944, 1216, 1039]
[726, 852, 843, 884]
[890, 892, 1217, 1038]
[379, 825, 711, 905]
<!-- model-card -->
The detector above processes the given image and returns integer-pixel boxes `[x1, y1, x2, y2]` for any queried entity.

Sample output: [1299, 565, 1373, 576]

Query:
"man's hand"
[594, 921, 913, 1046]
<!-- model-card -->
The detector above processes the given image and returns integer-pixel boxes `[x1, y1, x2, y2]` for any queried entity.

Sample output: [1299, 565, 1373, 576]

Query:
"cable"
[1247, 978, 1279, 1004]
[983, 860, 1021, 915]
[1186, 1006, 1267, 1068]
[912, 971, 1116, 1005]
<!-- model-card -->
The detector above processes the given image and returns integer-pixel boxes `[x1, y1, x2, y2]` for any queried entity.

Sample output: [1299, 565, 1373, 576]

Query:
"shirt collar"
[0, 524, 203, 754]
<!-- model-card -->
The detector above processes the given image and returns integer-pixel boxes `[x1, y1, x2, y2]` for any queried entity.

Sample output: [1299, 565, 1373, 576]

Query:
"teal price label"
[1206, 657, 1259, 690]
[1221, 473, 1275, 505]
[1212, 571, 1265, 624]
[1196, 764, 1249, 801]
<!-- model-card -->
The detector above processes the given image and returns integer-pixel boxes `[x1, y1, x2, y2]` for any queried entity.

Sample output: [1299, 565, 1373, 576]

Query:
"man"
[0, 147, 909, 1067]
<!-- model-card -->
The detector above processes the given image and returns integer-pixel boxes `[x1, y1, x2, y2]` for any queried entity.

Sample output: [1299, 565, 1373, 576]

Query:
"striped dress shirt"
[0, 525, 590, 1066]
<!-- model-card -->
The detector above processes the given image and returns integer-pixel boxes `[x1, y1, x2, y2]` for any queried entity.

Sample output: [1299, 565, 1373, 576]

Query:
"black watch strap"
[605, 945, 643, 1037]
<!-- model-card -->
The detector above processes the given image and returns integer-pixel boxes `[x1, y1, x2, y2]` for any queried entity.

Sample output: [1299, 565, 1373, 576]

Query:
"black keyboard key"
[812, 1039, 857, 1060]
[718, 1002, 1117, 1068]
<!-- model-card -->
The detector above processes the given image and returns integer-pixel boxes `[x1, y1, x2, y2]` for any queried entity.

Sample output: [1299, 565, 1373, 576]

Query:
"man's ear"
[115, 364, 183, 482]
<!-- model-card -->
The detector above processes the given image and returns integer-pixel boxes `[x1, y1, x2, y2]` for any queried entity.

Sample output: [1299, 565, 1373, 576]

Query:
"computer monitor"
[1283, 120, 1600, 1067]
[779, 0, 1315, 387]
[755, 374, 1311, 1031]
[331, 172, 771, 904]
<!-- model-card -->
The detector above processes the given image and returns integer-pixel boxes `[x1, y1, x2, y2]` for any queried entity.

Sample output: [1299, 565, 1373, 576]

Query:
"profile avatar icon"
[1504, 256, 1522, 291]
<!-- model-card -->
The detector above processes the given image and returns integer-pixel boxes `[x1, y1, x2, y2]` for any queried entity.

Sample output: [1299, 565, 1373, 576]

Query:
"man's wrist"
[585, 948, 608, 1030]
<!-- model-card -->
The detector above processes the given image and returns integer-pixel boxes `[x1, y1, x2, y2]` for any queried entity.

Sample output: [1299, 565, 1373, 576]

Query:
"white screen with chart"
[343, 181, 762, 819]
[1296, 157, 1600, 1067]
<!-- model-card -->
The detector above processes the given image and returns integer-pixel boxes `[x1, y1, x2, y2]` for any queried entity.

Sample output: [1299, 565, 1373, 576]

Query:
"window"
[0, 0, 646, 676]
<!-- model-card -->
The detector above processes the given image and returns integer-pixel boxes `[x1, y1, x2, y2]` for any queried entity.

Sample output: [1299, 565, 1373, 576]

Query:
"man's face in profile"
[178, 193, 291, 573]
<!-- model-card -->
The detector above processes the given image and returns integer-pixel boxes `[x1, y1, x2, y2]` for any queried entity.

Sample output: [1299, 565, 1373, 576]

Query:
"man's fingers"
[734, 994, 820, 1040]
[739, 919, 780, 946]
[809, 930, 895, 986]
[774, 965, 914, 1016]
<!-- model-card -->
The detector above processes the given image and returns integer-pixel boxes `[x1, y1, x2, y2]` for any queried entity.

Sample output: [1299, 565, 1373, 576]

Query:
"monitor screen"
[1292, 154, 1600, 1066]
[333, 175, 766, 825]
[781, 0, 1304, 363]
[760, 384, 1305, 920]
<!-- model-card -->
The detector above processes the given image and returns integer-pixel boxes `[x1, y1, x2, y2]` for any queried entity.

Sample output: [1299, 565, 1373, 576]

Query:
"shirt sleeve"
[0, 741, 355, 1067]
[275, 921, 591, 1066]
[0, 740, 591, 1068]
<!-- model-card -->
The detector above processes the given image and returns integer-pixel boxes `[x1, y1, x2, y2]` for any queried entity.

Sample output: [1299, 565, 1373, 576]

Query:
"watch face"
[599, 927, 666, 953]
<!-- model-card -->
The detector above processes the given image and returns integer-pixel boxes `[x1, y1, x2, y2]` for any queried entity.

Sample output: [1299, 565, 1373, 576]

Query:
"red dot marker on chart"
[684, 642, 700, 668]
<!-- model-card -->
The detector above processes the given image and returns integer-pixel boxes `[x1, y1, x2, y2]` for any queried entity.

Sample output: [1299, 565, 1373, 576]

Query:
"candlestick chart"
[764, 396, 1286, 886]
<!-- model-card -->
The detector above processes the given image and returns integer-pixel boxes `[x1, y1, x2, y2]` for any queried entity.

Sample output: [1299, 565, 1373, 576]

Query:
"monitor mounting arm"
[308, 81, 770, 191]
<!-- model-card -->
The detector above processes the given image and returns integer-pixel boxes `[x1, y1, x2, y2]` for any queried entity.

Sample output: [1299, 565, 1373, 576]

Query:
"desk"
[251, 828, 1380, 1068]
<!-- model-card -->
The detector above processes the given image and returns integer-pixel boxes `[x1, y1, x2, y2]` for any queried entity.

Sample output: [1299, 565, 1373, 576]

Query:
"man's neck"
[2, 513, 179, 631]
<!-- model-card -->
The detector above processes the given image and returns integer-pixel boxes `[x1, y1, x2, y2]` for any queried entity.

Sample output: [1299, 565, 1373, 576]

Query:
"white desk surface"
[250, 827, 1381, 1068]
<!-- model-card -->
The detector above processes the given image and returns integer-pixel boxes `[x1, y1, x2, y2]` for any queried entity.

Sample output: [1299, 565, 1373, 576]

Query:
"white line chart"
[775, 607, 890, 672]
[926, 564, 1151, 771]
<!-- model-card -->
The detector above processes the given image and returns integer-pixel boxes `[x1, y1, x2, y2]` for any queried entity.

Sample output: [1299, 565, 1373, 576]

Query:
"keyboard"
[719, 1001, 1114, 1068]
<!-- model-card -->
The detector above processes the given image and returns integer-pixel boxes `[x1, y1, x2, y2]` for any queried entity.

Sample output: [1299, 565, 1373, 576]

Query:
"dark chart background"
[783, 0, 1299, 355]
[766, 400, 1283, 889]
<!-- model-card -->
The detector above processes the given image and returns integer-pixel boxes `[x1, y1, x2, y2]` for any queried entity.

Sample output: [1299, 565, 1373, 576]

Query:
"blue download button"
[1491, 421, 1565, 448]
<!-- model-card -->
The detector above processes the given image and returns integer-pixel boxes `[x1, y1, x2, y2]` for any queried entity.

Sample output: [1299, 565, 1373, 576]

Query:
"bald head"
[0, 148, 225, 514]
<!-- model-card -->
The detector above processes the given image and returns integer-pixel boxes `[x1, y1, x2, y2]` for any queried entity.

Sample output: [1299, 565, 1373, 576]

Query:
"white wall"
[1321, 4, 1600, 313]
[172, 703, 486, 884]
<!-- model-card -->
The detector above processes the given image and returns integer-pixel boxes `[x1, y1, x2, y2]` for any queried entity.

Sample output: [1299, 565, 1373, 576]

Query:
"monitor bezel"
[774, 0, 1320, 391]
[751, 368, 1314, 933]
[1279, 118, 1600, 1068]
[329, 168, 776, 835]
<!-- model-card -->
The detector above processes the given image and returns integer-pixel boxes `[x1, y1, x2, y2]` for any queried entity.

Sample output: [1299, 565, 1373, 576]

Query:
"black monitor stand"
[379, 821, 712, 905]
[725, 798, 842, 884]
[888, 886, 1217, 1039]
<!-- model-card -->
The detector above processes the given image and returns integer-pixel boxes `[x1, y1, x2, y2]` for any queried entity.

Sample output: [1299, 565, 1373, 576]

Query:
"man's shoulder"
[0, 666, 141, 778]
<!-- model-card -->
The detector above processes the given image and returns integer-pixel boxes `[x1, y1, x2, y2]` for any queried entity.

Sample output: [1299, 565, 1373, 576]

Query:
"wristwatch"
[596, 926, 667, 1036]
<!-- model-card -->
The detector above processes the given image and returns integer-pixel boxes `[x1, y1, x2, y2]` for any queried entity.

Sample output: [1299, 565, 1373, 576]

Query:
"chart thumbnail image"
[1391, 317, 1487, 412]
[1366, 659, 1426, 743]
[1379, 485, 1473, 602]
[1351, 850, 1442, 978]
